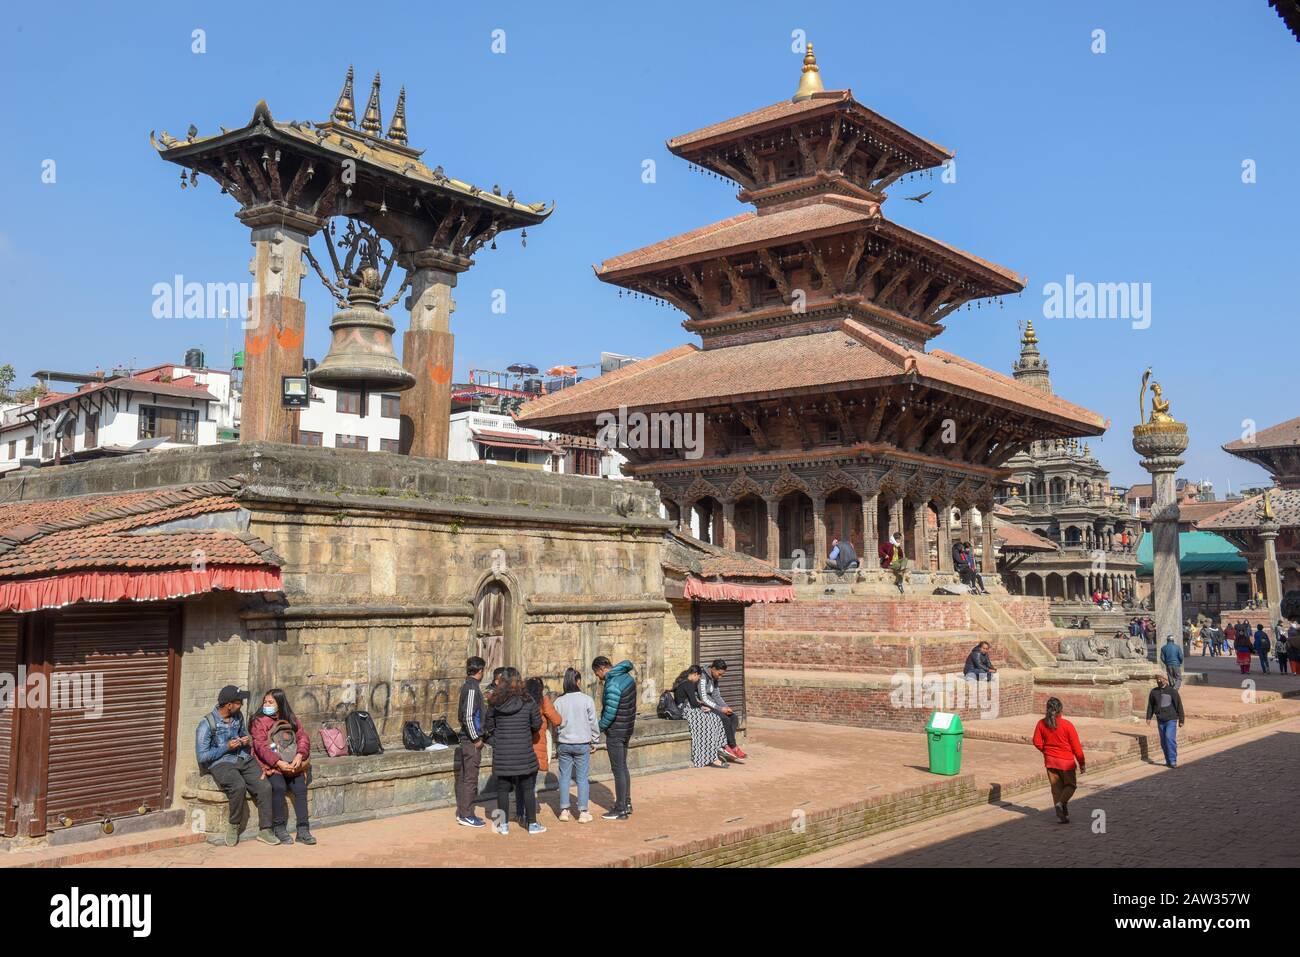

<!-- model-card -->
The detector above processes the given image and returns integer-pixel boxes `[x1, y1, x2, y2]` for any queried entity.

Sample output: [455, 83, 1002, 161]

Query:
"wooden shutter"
[43, 605, 179, 828]
[0, 614, 19, 836]
[695, 602, 746, 720]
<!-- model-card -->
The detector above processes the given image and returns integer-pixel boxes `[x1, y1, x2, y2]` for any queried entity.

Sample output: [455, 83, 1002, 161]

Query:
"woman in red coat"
[250, 688, 315, 845]
[1032, 697, 1086, 823]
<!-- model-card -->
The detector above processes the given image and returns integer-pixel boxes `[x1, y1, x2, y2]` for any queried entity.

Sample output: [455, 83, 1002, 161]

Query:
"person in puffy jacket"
[249, 688, 315, 846]
[594, 656, 637, 820]
[483, 668, 544, 835]
[515, 676, 562, 824]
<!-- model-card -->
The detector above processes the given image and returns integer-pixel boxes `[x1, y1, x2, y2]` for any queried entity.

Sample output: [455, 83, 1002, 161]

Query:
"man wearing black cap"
[195, 685, 277, 846]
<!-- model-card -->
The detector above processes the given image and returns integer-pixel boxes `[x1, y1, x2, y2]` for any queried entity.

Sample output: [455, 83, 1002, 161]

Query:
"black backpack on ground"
[429, 717, 460, 747]
[657, 690, 684, 720]
[402, 720, 433, 751]
[345, 710, 384, 755]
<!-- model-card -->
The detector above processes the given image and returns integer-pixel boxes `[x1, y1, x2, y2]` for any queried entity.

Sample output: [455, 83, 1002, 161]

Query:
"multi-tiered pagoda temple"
[520, 46, 1105, 581]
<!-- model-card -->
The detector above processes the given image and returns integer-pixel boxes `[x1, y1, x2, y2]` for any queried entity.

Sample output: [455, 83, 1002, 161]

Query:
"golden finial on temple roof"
[361, 72, 383, 134]
[332, 65, 356, 126]
[793, 42, 824, 102]
[1021, 319, 1038, 346]
[386, 87, 408, 145]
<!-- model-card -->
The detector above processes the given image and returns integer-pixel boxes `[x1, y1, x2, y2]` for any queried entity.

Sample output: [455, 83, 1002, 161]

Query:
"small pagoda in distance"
[520, 46, 1105, 585]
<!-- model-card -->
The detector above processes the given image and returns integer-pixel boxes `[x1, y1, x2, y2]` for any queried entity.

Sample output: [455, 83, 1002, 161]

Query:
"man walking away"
[1276, 626, 1290, 677]
[1159, 635, 1184, 688]
[1254, 625, 1272, 674]
[454, 656, 488, 828]
[594, 656, 637, 820]
[1146, 674, 1185, 769]
[700, 659, 746, 762]
[196, 685, 277, 846]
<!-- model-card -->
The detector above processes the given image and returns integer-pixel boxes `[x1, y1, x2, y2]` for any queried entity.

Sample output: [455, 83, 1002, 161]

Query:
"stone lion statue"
[1057, 634, 1111, 662]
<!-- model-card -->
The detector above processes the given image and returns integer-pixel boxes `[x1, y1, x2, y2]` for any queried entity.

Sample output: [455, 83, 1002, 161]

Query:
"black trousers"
[715, 710, 738, 748]
[208, 755, 272, 828]
[495, 772, 537, 826]
[268, 770, 310, 828]
[606, 736, 632, 812]
[453, 742, 482, 818]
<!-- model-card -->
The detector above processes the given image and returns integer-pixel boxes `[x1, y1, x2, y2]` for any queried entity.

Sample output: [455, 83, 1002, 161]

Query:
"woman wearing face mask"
[250, 688, 316, 845]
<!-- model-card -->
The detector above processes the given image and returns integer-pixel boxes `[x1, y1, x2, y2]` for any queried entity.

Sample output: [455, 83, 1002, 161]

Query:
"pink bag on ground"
[319, 726, 349, 757]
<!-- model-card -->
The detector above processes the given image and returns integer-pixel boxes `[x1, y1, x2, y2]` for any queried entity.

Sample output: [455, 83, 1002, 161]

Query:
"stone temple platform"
[746, 577, 1163, 731]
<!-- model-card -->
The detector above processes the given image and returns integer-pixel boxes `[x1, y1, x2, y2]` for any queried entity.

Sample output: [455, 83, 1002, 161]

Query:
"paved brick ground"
[784, 714, 1300, 868]
[1186, 651, 1300, 696]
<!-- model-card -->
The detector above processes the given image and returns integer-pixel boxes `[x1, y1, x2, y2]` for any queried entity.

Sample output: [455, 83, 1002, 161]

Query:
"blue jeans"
[556, 742, 591, 811]
[1157, 718, 1178, 767]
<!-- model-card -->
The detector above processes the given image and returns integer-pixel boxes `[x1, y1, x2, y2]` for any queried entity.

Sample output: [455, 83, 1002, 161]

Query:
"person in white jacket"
[553, 667, 600, 823]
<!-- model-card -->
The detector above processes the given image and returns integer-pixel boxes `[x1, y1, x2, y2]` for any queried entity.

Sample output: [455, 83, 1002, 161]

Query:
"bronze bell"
[308, 262, 415, 394]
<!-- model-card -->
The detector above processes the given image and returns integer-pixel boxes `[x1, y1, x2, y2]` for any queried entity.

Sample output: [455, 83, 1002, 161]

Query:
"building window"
[24, 436, 33, 455]
[336, 391, 362, 415]
[298, 430, 323, 447]
[380, 395, 401, 419]
[85, 412, 99, 449]
[566, 448, 601, 476]
[335, 433, 367, 451]
[5, 440, 13, 460]
[379, 438, 402, 454]
[138, 405, 198, 444]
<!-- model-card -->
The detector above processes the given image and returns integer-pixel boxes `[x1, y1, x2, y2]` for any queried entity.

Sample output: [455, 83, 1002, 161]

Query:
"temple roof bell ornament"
[792, 43, 825, 102]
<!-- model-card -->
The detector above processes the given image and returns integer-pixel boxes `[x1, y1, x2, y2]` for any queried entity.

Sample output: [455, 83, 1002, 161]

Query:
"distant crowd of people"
[1192, 619, 1298, 675]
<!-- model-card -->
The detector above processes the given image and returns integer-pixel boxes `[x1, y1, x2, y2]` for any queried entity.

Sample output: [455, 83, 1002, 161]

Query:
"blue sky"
[2, 1, 1296, 489]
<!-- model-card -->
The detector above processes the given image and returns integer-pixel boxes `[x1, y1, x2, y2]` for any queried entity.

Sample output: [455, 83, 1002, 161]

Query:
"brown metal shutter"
[44, 605, 178, 828]
[695, 602, 746, 719]
[0, 614, 18, 836]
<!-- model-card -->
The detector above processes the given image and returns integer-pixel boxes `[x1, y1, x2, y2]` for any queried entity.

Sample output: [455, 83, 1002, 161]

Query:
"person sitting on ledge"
[878, 532, 907, 593]
[962, 640, 998, 682]
[827, 537, 859, 573]
[961, 540, 987, 594]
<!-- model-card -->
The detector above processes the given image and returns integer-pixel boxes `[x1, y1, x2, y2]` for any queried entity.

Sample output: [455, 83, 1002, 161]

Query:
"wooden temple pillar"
[861, 492, 879, 568]
[812, 495, 828, 575]
[764, 498, 780, 567]
[889, 497, 904, 546]
[961, 507, 976, 547]
[678, 503, 693, 538]
[721, 500, 736, 551]
[400, 250, 464, 459]
[936, 499, 954, 572]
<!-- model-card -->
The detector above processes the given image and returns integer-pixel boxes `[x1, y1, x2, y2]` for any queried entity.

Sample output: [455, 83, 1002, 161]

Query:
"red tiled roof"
[661, 531, 791, 583]
[995, 520, 1059, 552]
[597, 197, 1023, 288]
[518, 320, 1104, 433]
[1224, 415, 1300, 453]
[0, 480, 279, 580]
[1177, 500, 1236, 525]
[666, 89, 951, 160]
[1198, 489, 1300, 532]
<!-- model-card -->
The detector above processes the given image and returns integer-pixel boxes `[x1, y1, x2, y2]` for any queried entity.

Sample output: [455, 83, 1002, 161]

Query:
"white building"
[0, 362, 238, 474]
[448, 410, 624, 478]
[295, 387, 402, 453]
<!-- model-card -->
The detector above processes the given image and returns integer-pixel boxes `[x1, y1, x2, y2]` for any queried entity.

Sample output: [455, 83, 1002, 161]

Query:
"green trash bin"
[926, 711, 964, 775]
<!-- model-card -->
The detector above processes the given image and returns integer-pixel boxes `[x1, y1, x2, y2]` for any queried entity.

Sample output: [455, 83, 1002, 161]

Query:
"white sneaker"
[558, 809, 572, 822]
[578, 811, 594, 824]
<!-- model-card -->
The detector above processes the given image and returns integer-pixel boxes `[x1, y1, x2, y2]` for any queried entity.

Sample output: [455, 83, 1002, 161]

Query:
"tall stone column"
[239, 213, 316, 445]
[1260, 523, 1283, 631]
[862, 492, 879, 568]
[765, 498, 780, 567]
[1133, 412, 1189, 648]
[721, 501, 736, 551]
[401, 250, 462, 458]
[889, 497, 904, 544]
[961, 507, 975, 547]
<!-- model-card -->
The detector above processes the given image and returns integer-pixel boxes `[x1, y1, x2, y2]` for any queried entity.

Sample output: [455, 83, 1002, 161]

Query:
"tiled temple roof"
[1223, 415, 1300, 453]
[517, 320, 1104, 433]
[1198, 489, 1300, 532]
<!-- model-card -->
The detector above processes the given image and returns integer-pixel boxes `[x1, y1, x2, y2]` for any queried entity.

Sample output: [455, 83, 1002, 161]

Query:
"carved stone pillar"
[721, 500, 736, 552]
[912, 499, 931, 571]
[240, 214, 316, 445]
[400, 250, 463, 459]
[936, 500, 954, 572]
[889, 497, 904, 544]
[862, 492, 879, 569]
[765, 497, 780, 567]
[961, 507, 975, 547]
[813, 495, 828, 576]
[678, 502, 693, 537]
[1260, 524, 1283, 631]
[980, 503, 997, 573]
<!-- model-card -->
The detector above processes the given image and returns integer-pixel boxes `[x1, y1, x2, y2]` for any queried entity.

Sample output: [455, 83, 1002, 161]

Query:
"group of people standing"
[453, 655, 640, 833]
[1195, 619, 1298, 675]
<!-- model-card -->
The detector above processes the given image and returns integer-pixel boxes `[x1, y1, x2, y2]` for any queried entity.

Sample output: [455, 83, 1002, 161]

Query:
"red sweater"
[1032, 717, 1085, 771]
[250, 713, 311, 774]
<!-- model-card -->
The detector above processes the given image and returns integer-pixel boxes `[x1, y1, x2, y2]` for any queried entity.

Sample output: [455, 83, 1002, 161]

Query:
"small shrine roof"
[994, 520, 1059, 552]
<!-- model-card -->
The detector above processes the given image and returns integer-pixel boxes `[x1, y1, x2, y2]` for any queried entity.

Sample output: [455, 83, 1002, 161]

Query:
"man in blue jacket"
[1253, 625, 1272, 674]
[195, 685, 276, 846]
[1159, 635, 1184, 688]
[593, 656, 637, 821]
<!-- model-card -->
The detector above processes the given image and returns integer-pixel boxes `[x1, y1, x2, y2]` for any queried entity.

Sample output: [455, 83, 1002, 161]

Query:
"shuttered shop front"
[43, 605, 180, 829]
[694, 602, 746, 719]
[0, 614, 19, 836]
